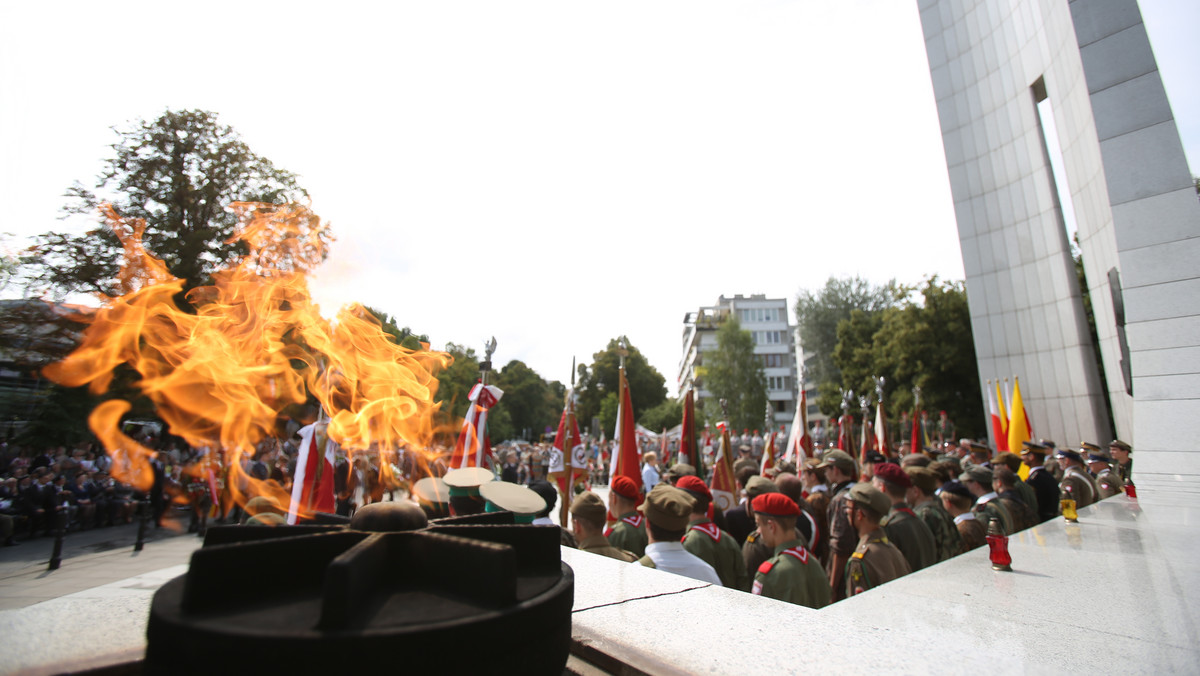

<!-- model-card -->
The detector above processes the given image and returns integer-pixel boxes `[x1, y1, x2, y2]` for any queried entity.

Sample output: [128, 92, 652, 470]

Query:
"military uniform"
[1095, 467, 1124, 499]
[844, 527, 911, 597]
[881, 504, 938, 572]
[973, 494, 1014, 535]
[1059, 466, 1096, 509]
[954, 513, 987, 551]
[826, 480, 856, 567]
[577, 534, 637, 562]
[683, 518, 749, 591]
[913, 498, 963, 561]
[752, 538, 831, 608]
[996, 492, 1035, 532]
[607, 511, 648, 558]
[1013, 479, 1038, 517]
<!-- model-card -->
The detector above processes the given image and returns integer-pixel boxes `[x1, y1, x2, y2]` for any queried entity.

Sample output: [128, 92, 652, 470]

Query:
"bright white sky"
[1, 1, 1196, 394]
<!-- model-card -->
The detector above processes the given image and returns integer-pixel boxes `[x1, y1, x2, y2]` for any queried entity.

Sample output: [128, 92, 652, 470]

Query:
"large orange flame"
[43, 203, 449, 520]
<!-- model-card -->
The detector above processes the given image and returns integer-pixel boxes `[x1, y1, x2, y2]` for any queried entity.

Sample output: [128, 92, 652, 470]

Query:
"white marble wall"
[1070, 0, 1200, 484]
[918, 0, 1113, 448]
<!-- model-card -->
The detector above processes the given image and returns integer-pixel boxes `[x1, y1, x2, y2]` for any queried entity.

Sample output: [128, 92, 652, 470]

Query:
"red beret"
[675, 475, 711, 499]
[611, 475, 640, 500]
[751, 492, 799, 518]
[873, 462, 911, 489]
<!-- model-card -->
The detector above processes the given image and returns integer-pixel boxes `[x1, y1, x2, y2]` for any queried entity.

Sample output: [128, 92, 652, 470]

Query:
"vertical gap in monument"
[1031, 76, 1116, 438]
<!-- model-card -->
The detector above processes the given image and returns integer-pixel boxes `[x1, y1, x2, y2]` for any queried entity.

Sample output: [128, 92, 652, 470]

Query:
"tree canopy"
[701, 317, 767, 431]
[22, 109, 318, 297]
[575, 337, 667, 438]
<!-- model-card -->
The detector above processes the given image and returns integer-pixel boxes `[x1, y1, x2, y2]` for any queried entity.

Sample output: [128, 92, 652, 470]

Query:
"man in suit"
[1020, 441, 1059, 522]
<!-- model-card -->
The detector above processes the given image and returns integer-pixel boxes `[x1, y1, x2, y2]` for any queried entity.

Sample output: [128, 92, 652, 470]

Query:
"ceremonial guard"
[480, 481, 545, 523]
[1020, 441, 1059, 522]
[677, 476, 749, 591]
[1084, 446, 1124, 499]
[904, 466, 963, 561]
[569, 491, 636, 562]
[1110, 439, 1133, 484]
[843, 484, 911, 597]
[606, 475, 647, 557]
[1056, 449, 1097, 509]
[749, 492, 831, 608]
[872, 463, 937, 572]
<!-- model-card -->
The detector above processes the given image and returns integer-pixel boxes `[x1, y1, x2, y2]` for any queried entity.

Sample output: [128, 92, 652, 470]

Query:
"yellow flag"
[1007, 377, 1031, 461]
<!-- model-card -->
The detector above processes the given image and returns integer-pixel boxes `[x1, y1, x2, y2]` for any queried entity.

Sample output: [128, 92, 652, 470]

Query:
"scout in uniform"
[904, 465, 963, 561]
[677, 475, 749, 591]
[1084, 447, 1124, 499]
[443, 466, 494, 516]
[480, 480, 545, 523]
[637, 485, 722, 585]
[568, 491, 636, 562]
[993, 451, 1038, 513]
[938, 480, 986, 551]
[749, 492, 831, 608]
[816, 450, 859, 601]
[872, 462, 937, 572]
[843, 483, 911, 597]
[739, 475, 784, 574]
[1056, 449, 1097, 509]
[1110, 439, 1132, 484]
[606, 475, 647, 557]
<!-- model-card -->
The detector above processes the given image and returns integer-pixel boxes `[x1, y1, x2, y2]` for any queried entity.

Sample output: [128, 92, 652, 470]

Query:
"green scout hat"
[479, 481, 545, 523]
[904, 466, 938, 495]
[958, 465, 993, 485]
[816, 450, 856, 474]
[638, 484, 695, 531]
[569, 491, 607, 527]
[745, 475, 779, 499]
[847, 483, 892, 518]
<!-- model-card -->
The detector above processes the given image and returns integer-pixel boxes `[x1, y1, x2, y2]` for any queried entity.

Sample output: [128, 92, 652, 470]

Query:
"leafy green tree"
[434, 343, 480, 423]
[830, 277, 983, 438]
[575, 337, 667, 435]
[795, 276, 900, 414]
[361, 306, 428, 351]
[701, 317, 767, 431]
[639, 398, 683, 433]
[493, 359, 560, 441]
[22, 109, 317, 297]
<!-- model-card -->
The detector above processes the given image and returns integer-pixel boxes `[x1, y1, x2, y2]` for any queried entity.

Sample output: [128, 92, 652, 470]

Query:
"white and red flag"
[287, 421, 338, 524]
[550, 402, 587, 524]
[784, 390, 813, 463]
[609, 367, 644, 523]
[875, 399, 890, 457]
[759, 427, 777, 475]
[710, 423, 737, 513]
[988, 380, 1007, 452]
[448, 381, 504, 470]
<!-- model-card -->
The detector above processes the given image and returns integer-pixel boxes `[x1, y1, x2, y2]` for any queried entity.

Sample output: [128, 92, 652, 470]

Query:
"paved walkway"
[0, 508, 203, 610]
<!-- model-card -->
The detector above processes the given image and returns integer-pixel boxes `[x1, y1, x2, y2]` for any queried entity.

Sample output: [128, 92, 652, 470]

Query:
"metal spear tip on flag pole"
[480, 336, 497, 385]
[874, 375, 885, 401]
[912, 384, 922, 408]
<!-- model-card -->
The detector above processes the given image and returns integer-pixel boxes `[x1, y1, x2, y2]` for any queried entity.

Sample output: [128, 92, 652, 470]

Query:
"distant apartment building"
[678, 294, 798, 432]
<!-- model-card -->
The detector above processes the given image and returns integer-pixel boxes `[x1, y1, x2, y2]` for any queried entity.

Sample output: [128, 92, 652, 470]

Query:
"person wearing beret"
[938, 481, 986, 551]
[569, 491, 636, 562]
[1110, 440, 1132, 484]
[677, 476, 749, 591]
[904, 466, 963, 562]
[749, 492, 831, 608]
[738, 476, 785, 574]
[1019, 441, 1059, 522]
[872, 463, 937, 573]
[1086, 447, 1124, 499]
[636, 485, 722, 585]
[843, 484, 911, 597]
[816, 450, 858, 602]
[606, 475, 647, 557]
[959, 465, 1014, 535]
[1056, 449, 1097, 509]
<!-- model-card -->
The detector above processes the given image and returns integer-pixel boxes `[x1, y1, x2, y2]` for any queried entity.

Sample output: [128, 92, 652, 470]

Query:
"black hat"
[938, 480, 973, 501]
[1055, 449, 1085, 465]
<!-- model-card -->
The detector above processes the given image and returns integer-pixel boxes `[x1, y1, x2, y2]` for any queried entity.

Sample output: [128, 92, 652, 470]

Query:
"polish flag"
[448, 381, 504, 470]
[287, 421, 337, 524]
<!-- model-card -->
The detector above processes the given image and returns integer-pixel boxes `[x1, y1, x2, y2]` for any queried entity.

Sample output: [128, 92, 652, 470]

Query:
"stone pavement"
[0, 507, 203, 611]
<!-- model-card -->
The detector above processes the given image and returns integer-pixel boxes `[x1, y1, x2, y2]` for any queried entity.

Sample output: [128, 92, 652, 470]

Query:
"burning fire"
[43, 203, 450, 519]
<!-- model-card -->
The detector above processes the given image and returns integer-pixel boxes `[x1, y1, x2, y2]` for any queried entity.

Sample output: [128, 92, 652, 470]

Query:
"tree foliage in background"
[830, 277, 983, 439]
[639, 398, 683, 433]
[794, 276, 902, 415]
[21, 109, 318, 297]
[493, 359, 562, 442]
[575, 337, 667, 438]
[701, 317, 767, 431]
[361, 306, 429, 351]
[434, 343, 480, 426]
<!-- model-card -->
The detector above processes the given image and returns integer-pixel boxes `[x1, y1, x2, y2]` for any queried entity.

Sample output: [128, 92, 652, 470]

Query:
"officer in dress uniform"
[843, 483, 911, 597]
[872, 463, 937, 572]
[677, 475, 749, 591]
[569, 491, 636, 562]
[1020, 441, 1059, 522]
[411, 476, 451, 519]
[749, 492, 831, 608]
[1056, 449, 1097, 509]
[480, 480, 545, 523]
[1110, 440, 1133, 484]
[1085, 447, 1124, 499]
[903, 465, 962, 561]
[606, 475, 647, 557]
[443, 467, 494, 516]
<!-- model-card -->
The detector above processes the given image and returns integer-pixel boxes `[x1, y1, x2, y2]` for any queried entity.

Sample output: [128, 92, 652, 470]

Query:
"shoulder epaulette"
[758, 560, 775, 575]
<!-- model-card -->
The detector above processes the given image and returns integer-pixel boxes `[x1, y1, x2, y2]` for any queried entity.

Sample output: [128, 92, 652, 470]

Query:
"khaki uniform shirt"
[973, 494, 1014, 535]
[1060, 467, 1096, 509]
[844, 528, 911, 597]
[955, 513, 987, 551]
[577, 534, 637, 562]
[882, 503, 938, 573]
[752, 538, 831, 609]
[683, 518, 749, 591]
[607, 511, 648, 558]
